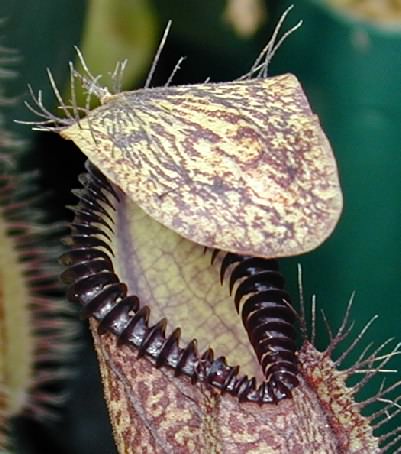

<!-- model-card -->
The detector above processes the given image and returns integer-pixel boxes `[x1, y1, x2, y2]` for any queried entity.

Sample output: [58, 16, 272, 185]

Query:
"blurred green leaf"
[77, 0, 157, 102]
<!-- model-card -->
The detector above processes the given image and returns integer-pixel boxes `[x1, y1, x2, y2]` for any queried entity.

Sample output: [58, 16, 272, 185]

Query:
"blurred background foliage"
[0, 0, 400, 452]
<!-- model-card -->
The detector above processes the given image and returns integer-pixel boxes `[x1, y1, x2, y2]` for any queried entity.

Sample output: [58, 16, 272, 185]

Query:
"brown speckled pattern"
[62, 74, 342, 259]
[92, 322, 379, 453]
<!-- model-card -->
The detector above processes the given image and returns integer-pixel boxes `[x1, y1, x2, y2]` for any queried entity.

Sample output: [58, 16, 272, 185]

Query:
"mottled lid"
[61, 73, 343, 258]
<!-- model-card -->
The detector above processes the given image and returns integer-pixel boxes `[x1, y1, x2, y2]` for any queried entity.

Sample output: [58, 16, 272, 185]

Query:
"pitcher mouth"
[60, 161, 299, 404]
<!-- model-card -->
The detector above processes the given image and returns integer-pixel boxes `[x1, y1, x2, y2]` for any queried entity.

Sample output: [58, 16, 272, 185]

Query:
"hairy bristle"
[297, 288, 401, 452]
[239, 4, 302, 80]
[0, 41, 77, 448]
[0, 167, 78, 420]
[17, 6, 303, 134]
[15, 45, 126, 132]
[144, 20, 172, 89]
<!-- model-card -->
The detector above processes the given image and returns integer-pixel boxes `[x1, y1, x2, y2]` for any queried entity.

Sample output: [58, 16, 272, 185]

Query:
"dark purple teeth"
[60, 160, 299, 404]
